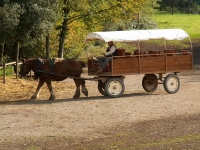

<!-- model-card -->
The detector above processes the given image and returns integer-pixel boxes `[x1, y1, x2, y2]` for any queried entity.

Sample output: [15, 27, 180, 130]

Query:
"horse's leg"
[30, 80, 44, 99]
[73, 78, 81, 99]
[80, 79, 88, 97]
[46, 81, 56, 100]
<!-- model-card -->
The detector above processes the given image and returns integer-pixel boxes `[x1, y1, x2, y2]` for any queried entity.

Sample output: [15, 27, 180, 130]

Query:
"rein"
[61, 59, 83, 73]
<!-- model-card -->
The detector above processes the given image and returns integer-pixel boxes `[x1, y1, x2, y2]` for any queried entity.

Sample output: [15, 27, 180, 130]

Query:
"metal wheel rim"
[107, 80, 123, 96]
[166, 76, 179, 91]
[142, 74, 158, 92]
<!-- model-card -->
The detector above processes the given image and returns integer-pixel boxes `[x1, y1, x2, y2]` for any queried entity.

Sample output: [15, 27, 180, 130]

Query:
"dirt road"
[0, 71, 200, 149]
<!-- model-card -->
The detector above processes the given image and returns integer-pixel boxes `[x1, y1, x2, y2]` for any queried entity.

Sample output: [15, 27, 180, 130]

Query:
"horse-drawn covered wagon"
[85, 29, 193, 98]
[19, 29, 193, 100]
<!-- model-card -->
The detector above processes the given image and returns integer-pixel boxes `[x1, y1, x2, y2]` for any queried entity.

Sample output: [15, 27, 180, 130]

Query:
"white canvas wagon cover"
[85, 29, 190, 42]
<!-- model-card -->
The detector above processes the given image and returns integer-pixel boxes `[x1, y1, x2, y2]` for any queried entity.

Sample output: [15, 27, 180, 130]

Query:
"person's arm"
[105, 45, 116, 56]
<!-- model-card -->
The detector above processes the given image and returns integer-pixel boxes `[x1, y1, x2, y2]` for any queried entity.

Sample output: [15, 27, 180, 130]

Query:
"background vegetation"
[0, 0, 200, 64]
[152, 12, 200, 39]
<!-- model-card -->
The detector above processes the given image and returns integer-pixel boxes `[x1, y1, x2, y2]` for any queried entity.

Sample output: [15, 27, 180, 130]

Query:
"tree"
[157, 0, 200, 14]
[171, 0, 176, 15]
[0, 3, 20, 62]
[57, 0, 154, 58]
[0, 0, 158, 60]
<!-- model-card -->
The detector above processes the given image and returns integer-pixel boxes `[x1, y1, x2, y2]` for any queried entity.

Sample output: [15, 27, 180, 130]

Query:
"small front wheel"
[105, 78, 125, 98]
[164, 74, 180, 94]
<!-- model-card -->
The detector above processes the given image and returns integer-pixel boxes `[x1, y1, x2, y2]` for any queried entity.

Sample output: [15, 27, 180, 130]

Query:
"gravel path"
[0, 71, 200, 141]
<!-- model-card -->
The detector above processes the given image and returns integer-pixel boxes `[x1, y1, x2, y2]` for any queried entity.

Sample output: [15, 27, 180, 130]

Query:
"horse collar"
[34, 58, 43, 79]
[36, 58, 43, 71]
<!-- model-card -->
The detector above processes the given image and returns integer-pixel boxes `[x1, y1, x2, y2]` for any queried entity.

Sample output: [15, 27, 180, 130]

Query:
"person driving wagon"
[96, 41, 117, 74]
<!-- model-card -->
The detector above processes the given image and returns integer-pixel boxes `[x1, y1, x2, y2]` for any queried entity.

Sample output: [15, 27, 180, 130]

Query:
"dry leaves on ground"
[0, 77, 75, 101]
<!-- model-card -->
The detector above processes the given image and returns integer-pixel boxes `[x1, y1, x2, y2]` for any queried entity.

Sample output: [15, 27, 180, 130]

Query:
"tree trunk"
[15, 41, 19, 79]
[188, 0, 191, 14]
[160, 0, 167, 11]
[183, 1, 186, 13]
[58, 36, 65, 58]
[0, 43, 4, 64]
[171, 0, 176, 15]
[57, 0, 70, 58]
[46, 35, 50, 59]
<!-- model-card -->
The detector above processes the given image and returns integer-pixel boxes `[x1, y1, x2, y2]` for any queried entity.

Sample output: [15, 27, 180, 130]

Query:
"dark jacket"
[105, 45, 117, 57]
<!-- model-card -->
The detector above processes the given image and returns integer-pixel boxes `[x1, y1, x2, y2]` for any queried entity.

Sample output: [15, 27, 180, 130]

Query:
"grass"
[0, 66, 15, 76]
[130, 134, 200, 149]
[152, 12, 200, 39]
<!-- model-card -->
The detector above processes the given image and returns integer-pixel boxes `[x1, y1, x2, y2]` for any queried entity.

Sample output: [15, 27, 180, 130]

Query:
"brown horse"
[19, 58, 88, 100]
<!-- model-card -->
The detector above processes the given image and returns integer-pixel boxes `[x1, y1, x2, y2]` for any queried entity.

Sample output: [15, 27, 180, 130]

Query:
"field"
[152, 12, 200, 39]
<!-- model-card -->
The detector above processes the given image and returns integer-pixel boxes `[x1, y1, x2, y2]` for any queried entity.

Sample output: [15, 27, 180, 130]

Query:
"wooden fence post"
[3, 62, 5, 84]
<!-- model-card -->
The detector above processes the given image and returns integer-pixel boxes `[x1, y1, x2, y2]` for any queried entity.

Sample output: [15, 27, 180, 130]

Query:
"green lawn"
[152, 12, 200, 39]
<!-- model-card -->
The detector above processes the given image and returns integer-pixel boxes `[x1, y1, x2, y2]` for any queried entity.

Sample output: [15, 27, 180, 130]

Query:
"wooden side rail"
[116, 49, 126, 56]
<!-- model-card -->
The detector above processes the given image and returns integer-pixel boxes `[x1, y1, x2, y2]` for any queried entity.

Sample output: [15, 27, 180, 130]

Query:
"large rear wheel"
[164, 74, 180, 94]
[142, 74, 158, 92]
[105, 78, 125, 98]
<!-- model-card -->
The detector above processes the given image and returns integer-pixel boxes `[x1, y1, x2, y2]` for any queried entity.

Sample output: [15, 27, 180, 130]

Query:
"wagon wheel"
[104, 78, 125, 98]
[98, 80, 107, 96]
[164, 74, 180, 94]
[142, 74, 158, 92]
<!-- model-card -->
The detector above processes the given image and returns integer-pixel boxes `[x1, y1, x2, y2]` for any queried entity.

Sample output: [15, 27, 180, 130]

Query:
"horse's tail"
[78, 61, 86, 68]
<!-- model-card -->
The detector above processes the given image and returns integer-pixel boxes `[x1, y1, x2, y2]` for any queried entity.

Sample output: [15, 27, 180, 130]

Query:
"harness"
[22, 58, 84, 80]
[38, 58, 82, 73]
[34, 58, 44, 79]
[49, 58, 56, 72]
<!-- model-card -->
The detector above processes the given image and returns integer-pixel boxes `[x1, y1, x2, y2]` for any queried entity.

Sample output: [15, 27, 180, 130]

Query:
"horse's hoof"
[73, 96, 78, 99]
[82, 91, 88, 97]
[73, 94, 80, 99]
[48, 96, 55, 100]
[30, 96, 36, 99]
[48, 98, 55, 100]
[73, 92, 80, 99]
[82, 88, 88, 97]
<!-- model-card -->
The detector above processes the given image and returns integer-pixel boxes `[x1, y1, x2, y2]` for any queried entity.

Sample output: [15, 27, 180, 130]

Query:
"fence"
[0, 61, 22, 84]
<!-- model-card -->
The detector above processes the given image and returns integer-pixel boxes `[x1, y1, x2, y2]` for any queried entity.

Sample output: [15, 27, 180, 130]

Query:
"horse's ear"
[22, 58, 26, 63]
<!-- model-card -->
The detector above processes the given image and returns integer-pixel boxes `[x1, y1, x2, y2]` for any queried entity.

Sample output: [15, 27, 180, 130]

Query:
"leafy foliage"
[158, 0, 200, 14]
[0, 0, 159, 61]
[0, 0, 59, 61]
[56, 0, 157, 58]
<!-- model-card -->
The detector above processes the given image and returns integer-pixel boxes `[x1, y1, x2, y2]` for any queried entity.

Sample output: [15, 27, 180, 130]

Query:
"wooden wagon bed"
[84, 29, 193, 98]
[88, 50, 192, 76]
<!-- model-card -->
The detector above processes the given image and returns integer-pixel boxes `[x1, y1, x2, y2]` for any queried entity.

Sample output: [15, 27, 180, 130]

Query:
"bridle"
[19, 58, 43, 77]
[19, 61, 30, 76]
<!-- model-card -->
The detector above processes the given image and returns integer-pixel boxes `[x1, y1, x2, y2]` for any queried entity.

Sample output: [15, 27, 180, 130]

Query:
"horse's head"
[19, 59, 32, 78]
